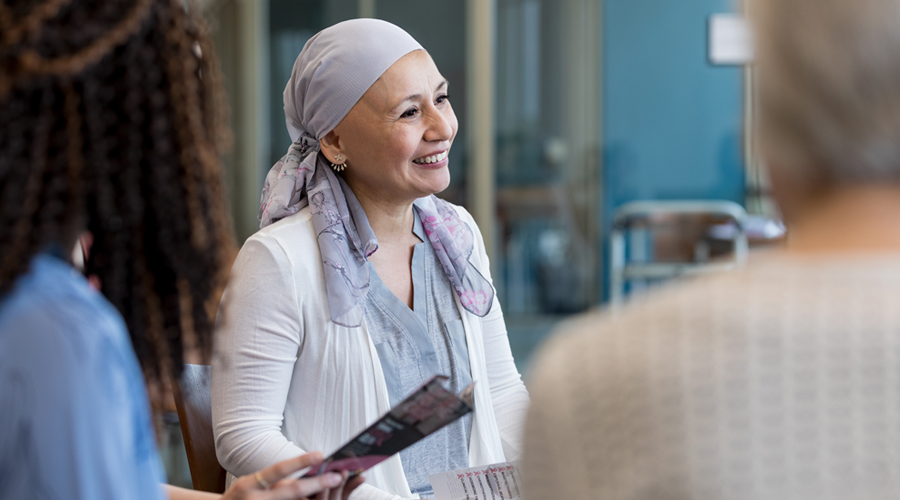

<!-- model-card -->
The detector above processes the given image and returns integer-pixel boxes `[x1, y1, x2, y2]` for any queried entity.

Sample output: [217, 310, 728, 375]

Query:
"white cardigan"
[210, 204, 530, 500]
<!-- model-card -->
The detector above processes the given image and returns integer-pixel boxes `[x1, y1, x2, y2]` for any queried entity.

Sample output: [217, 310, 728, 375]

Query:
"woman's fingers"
[224, 454, 366, 500]
[229, 472, 341, 500]
[315, 471, 364, 500]
[255, 452, 325, 487]
[314, 470, 347, 500]
[340, 474, 364, 500]
[262, 473, 342, 500]
[256, 472, 365, 500]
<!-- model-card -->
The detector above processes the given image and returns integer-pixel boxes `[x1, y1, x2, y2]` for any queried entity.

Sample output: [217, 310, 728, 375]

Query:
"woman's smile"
[412, 149, 449, 168]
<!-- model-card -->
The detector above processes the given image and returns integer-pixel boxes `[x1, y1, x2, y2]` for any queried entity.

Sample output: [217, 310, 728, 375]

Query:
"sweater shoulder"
[244, 206, 318, 260]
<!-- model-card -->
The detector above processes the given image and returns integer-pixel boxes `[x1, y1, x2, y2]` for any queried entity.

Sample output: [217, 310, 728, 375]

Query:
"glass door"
[493, 0, 602, 368]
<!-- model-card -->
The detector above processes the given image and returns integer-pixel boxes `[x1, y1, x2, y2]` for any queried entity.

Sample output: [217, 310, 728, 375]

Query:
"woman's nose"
[424, 106, 454, 142]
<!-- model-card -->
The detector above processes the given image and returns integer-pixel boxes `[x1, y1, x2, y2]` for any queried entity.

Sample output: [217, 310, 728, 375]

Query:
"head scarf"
[259, 19, 494, 327]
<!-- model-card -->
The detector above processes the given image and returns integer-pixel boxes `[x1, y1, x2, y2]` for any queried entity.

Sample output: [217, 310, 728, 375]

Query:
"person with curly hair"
[0, 1, 361, 499]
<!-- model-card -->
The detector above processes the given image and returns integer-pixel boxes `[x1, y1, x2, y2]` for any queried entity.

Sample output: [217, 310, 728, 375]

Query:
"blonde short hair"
[754, 0, 900, 186]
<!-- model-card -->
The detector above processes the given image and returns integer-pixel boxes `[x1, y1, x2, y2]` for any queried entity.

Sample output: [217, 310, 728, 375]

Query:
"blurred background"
[157, 0, 781, 486]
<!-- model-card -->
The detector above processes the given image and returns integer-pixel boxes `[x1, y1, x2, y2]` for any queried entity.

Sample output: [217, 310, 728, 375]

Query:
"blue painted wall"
[601, 0, 746, 299]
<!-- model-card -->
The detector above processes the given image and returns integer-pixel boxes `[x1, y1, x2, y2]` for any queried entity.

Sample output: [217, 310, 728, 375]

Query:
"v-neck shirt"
[364, 209, 473, 497]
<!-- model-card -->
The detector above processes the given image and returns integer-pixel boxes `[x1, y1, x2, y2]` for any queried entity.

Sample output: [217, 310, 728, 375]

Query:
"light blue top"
[0, 253, 166, 500]
[365, 211, 474, 497]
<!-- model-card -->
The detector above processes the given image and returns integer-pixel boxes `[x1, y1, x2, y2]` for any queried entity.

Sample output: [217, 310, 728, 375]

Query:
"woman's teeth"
[413, 150, 448, 165]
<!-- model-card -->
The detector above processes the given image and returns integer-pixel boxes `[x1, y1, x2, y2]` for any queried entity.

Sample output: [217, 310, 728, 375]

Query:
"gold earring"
[331, 154, 346, 172]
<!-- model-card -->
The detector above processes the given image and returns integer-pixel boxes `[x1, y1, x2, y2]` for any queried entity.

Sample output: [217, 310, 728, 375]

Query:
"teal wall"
[601, 0, 746, 298]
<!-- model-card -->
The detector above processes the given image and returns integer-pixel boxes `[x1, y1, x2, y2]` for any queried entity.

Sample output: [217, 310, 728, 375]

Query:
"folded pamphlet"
[304, 375, 475, 479]
[429, 461, 523, 500]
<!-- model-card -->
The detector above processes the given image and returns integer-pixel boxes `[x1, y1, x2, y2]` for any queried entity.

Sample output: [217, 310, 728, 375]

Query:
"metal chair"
[610, 200, 749, 305]
[172, 364, 227, 493]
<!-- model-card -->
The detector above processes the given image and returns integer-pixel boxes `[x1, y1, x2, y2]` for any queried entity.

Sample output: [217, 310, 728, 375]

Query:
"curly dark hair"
[0, 0, 235, 383]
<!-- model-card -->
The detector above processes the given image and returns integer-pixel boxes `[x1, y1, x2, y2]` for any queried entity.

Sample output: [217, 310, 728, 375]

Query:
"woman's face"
[326, 49, 458, 205]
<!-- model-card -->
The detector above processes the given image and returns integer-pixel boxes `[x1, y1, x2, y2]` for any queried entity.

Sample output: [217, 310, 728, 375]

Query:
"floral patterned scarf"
[259, 138, 494, 327]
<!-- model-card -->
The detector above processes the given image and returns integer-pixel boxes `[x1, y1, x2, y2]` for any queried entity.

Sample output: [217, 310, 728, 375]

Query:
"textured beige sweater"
[523, 252, 900, 500]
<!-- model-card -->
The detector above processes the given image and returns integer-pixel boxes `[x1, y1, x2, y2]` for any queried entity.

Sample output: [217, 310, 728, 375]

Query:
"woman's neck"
[786, 184, 900, 254]
[350, 185, 417, 244]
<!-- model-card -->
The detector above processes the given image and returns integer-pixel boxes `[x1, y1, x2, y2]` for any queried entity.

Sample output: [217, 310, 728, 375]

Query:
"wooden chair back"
[172, 364, 227, 493]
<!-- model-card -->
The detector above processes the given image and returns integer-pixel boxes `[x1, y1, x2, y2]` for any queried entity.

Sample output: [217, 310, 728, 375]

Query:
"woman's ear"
[319, 131, 344, 164]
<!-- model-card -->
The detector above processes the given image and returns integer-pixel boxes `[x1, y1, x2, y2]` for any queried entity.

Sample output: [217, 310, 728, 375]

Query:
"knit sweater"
[524, 252, 900, 500]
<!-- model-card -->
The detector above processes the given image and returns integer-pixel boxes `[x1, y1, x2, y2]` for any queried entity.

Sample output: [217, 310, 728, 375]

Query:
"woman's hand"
[224, 452, 364, 500]
[310, 470, 365, 500]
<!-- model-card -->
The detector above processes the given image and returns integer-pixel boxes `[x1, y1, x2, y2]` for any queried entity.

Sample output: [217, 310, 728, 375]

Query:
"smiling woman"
[210, 19, 530, 500]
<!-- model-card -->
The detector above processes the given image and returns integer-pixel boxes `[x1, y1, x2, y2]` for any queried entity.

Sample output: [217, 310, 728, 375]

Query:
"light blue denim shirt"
[0, 253, 166, 500]
[365, 210, 474, 497]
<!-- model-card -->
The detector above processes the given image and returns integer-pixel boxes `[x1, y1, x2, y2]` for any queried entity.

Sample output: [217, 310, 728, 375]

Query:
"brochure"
[428, 462, 524, 500]
[304, 375, 475, 479]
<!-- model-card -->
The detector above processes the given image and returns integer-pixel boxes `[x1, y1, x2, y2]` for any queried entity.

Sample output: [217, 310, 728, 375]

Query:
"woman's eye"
[436, 93, 450, 104]
[401, 107, 418, 118]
